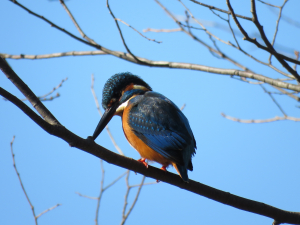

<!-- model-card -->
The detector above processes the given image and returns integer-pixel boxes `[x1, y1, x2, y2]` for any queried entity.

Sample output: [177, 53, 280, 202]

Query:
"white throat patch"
[116, 99, 130, 113]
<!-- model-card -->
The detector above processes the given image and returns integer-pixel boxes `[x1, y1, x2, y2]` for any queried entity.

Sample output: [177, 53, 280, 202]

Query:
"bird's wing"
[128, 92, 196, 166]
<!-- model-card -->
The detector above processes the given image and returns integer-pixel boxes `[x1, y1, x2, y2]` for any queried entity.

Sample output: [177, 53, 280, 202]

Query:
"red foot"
[137, 158, 148, 168]
[156, 166, 168, 182]
[160, 166, 167, 171]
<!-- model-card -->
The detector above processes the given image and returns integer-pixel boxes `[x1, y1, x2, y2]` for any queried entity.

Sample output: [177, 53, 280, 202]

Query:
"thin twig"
[10, 136, 37, 225]
[95, 160, 105, 225]
[10, 136, 60, 224]
[106, 0, 142, 63]
[6, 0, 300, 91]
[221, 113, 300, 123]
[225, 0, 300, 65]
[268, 0, 288, 63]
[260, 85, 287, 116]
[91, 74, 124, 155]
[76, 192, 99, 200]
[59, 0, 97, 44]
[103, 171, 127, 191]
[40, 78, 68, 98]
[180, 103, 186, 111]
[257, 0, 280, 8]
[115, 18, 161, 43]
[294, 51, 299, 71]
[120, 172, 146, 225]
[190, 0, 252, 21]
[249, 0, 300, 81]
[143, 28, 182, 33]
[123, 176, 145, 224]
[0, 51, 107, 60]
[36, 204, 61, 219]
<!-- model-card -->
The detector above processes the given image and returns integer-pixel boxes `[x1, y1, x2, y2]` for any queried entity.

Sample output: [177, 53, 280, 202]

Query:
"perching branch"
[1, 42, 300, 225]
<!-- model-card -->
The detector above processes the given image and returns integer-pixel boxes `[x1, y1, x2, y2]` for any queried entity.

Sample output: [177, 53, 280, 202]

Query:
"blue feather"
[128, 91, 196, 172]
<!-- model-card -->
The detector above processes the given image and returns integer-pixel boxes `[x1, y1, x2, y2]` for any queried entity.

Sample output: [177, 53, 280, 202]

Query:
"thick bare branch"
[226, 0, 300, 66]
[248, 0, 299, 81]
[2, 60, 300, 225]
[0, 57, 59, 125]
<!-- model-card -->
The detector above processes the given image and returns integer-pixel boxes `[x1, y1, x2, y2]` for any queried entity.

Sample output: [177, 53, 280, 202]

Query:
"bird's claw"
[137, 158, 148, 168]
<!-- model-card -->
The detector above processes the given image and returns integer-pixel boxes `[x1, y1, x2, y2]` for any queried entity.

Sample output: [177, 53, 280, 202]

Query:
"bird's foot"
[137, 158, 148, 168]
[156, 166, 167, 183]
[160, 166, 167, 171]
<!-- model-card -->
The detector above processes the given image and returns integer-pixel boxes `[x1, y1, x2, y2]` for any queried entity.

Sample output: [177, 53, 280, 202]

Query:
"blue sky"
[1, 0, 300, 225]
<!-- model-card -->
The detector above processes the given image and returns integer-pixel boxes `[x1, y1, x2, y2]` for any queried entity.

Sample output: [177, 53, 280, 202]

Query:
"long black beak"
[92, 102, 119, 140]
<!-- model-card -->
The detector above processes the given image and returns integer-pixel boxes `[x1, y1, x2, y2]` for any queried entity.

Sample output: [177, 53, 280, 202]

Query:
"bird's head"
[92, 72, 152, 140]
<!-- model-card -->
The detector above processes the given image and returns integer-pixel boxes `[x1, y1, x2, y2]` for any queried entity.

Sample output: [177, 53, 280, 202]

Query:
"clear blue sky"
[1, 0, 299, 225]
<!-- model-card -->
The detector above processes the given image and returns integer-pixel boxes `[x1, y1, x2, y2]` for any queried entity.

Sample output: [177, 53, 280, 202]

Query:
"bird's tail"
[173, 163, 189, 182]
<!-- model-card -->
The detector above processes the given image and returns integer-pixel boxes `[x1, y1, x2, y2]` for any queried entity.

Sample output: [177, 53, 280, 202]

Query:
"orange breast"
[122, 102, 173, 167]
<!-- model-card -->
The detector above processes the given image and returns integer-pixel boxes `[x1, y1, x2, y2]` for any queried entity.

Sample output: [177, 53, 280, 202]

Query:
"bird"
[91, 72, 196, 182]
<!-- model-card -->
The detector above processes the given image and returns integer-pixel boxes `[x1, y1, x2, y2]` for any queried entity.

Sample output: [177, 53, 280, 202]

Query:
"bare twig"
[180, 103, 186, 111]
[6, 1, 300, 91]
[95, 160, 105, 225]
[257, 0, 280, 8]
[10, 136, 60, 224]
[36, 204, 61, 219]
[10, 136, 37, 225]
[115, 18, 161, 43]
[226, 0, 300, 66]
[294, 51, 299, 71]
[268, 0, 288, 63]
[106, 0, 141, 63]
[143, 28, 182, 33]
[103, 171, 127, 191]
[221, 113, 300, 123]
[0, 51, 107, 60]
[91, 74, 124, 155]
[190, 0, 252, 21]
[76, 192, 99, 200]
[260, 85, 287, 116]
[40, 77, 67, 98]
[59, 0, 97, 44]
[0, 57, 59, 124]
[120, 172, 146, 225]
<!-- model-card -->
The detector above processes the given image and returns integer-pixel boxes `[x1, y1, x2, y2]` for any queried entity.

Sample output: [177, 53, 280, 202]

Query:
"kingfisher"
[91, 72, 196, 181]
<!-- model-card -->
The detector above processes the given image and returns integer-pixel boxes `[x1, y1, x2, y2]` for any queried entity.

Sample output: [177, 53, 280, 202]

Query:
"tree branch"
[6, 0, 300, 92]
[221, 113, 300, 123]
[0, 57, 59, 125]
[190, 0, 252, 21]
[249, 0, 300, 82]
[0, 51, 107, 60]
[1, 48, 300, 225]
[226, 0, 300, 66]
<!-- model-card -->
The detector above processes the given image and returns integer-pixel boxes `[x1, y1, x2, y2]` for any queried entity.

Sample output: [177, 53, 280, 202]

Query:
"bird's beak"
[92, 102, 119, 140]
